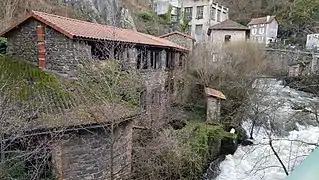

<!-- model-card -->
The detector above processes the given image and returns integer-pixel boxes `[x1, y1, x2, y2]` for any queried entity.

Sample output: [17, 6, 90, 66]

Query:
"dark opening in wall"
[225, 35, 231, 43]
[140, 90, 147, 110]
[90, 42, 109, 60]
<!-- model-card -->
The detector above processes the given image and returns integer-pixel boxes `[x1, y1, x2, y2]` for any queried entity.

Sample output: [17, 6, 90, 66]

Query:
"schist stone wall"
[45, 26, 92, 76]
[6, 20, 38, 63]
[52, 120, 133, 180]
[6, 19, 92, 76]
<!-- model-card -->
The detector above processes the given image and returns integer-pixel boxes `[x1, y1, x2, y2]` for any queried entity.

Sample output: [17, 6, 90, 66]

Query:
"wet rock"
[241, 139, 254, 146]
[221, 137, 238, 155]
[204, 155, 226, 180]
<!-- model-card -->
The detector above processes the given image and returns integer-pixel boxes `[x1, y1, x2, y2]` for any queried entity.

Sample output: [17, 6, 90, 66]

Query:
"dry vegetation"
[131, 42, 269, 180]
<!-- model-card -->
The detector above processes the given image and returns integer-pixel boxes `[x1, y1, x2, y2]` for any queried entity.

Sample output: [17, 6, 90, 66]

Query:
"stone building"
[0, 10, 189, 122]
[0, 11, 189, 179]
[248, 15, 278, 45]
[205, 88, 226, 124]
[159, 31, 196, 51]
[207, 19, 250, 47]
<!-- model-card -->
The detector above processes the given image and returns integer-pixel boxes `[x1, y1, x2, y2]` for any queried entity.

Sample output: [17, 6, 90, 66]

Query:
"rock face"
[63, 0, 136, 29]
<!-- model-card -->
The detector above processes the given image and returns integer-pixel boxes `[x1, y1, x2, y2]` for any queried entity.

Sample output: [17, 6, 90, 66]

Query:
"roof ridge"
[31, 11, 125, 31]
[159, 31, 195, 40]
[136, 31, 185, 49]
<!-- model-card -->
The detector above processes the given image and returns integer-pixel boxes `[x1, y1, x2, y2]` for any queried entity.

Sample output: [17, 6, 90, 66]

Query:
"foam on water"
[215, 79, 319, 180]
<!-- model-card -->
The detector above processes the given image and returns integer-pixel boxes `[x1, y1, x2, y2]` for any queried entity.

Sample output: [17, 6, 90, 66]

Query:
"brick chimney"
[37, 24, 46, 69]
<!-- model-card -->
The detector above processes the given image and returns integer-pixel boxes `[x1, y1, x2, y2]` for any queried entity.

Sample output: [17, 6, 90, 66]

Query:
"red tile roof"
[159, 31, 196, 41]
[248, 16, 276, 25]
[0, 11, 188, 51]
[205, 88, 226, 100]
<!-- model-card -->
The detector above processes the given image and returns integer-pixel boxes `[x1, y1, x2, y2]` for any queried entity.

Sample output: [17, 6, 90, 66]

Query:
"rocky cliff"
[62, 0, 137, 29]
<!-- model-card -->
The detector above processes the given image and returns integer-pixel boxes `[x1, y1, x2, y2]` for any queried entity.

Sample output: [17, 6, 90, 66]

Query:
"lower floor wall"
[52, 121, 133, 180]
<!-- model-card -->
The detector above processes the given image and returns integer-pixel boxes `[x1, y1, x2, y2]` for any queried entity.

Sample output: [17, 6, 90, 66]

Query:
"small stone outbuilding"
[205, 88, 226, 124]
[159, 31, 196, 51]
[207, 19, 250, 47]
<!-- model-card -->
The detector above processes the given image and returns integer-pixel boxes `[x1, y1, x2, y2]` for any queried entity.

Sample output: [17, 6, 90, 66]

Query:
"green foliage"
[276, 0, 319, 45]
[180, 20, 190, 33]
[179, 7, 190, 33]
[0, 56, 66, 101]
[159, 4, 172, 25]
[135, 9, 171, 35]
[0, 152, 56, 180]
[137, 11, 155, 21]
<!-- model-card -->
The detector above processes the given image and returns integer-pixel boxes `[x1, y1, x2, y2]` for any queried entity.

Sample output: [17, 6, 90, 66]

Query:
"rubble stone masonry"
[52, 120, 133, 180]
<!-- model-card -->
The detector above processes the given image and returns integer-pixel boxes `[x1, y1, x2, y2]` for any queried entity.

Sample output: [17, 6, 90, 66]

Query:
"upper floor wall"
[210, 30, 248, 47]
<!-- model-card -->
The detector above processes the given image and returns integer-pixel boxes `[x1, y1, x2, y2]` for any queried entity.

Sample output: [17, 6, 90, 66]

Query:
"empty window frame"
[225, 35, 231, 43]
[196, 6, 204, 19]
[184, 7, 193, 21]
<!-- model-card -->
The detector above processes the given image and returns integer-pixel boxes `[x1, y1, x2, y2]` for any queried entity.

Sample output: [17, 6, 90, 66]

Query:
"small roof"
[159, 31, 196, 41]
[0, 11, 188, 51]
[205, 88, 226, 100]
[209, 19, 250, 31]
[248, 16, 276, 25]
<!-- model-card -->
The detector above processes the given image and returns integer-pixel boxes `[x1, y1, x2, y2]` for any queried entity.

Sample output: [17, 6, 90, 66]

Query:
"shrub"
[137, 11, 155, 21]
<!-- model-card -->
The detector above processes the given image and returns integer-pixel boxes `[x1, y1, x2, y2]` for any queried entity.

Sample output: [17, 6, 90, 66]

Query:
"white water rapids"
[216, 79, 319, 180]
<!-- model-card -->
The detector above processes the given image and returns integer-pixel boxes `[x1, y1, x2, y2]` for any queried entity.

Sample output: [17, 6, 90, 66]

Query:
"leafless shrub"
[176, 42, 268, 126]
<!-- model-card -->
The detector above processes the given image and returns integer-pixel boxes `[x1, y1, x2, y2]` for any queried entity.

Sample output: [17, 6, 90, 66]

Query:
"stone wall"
[206, 97, 221, 124]
[266, 49, 315, 76]
[163, 34, 194, 50]
[6, 20, 38, 63]
[45, 26, 92, 76]
[52, 120, 133, 180]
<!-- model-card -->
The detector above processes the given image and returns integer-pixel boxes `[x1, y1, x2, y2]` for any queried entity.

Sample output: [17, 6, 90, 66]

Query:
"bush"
[132, 111, 232, 180]
[137, 11, 155, 21]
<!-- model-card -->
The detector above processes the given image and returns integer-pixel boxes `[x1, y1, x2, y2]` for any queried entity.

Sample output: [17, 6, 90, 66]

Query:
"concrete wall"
[154, 0, 229, 42]
[210, 30, 247, 47]
[6, 20, 38, 63]
[52, 121, 133, 180]
[182, 1, 228, 42]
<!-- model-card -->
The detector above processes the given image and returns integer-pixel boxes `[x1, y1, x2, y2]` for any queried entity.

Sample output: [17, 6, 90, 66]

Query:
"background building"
[207, 19, 250, 47]
[153, 0, 229, 42]
[306, 34, 319, 51]
[248, 15, 278, 45]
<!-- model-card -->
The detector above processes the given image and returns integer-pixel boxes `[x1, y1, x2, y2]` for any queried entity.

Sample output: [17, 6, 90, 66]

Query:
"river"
[215, 79, 319, 180]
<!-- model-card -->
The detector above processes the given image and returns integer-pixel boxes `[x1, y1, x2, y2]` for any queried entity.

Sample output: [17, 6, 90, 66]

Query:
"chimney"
[37, 24, 46, 69]
[266, 15, 270, 22]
